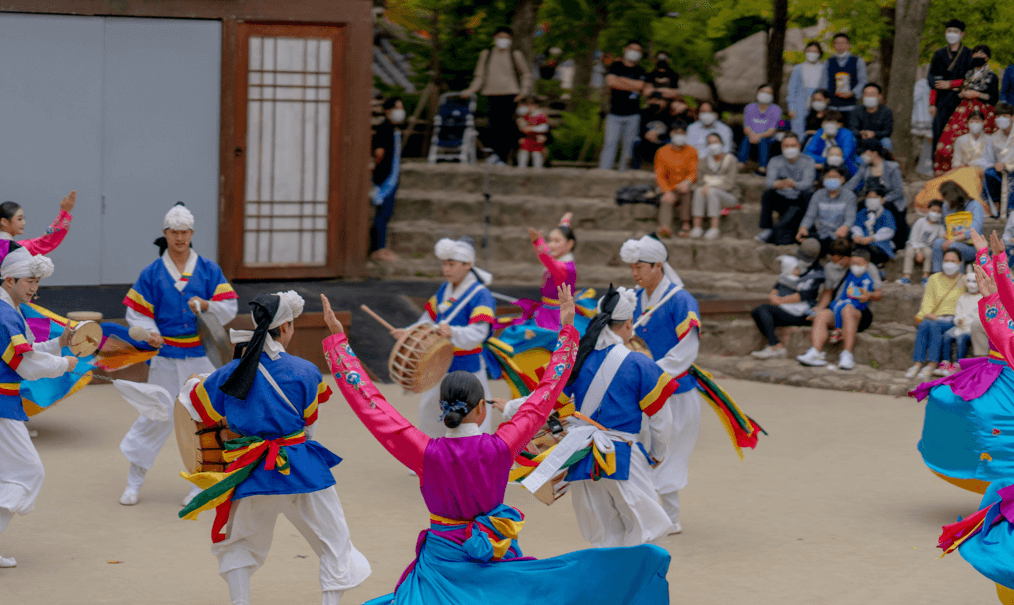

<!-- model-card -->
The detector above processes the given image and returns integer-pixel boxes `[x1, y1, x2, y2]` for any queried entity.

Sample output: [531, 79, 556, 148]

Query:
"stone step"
[399, 162, 656, 198]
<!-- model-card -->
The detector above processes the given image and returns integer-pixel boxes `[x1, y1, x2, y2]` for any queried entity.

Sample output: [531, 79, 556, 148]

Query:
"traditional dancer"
[118, 203, 238, 506]
[178, 291, 370, 605]
[526, 213, 577, 330]
[0, 247, 79, 568]
[938, 479, 1014, 603]
[0, 191, 75, 260]
[620, 233, 701, 533]
[321, 288, 671, 605]
[392, 236, 495, 438]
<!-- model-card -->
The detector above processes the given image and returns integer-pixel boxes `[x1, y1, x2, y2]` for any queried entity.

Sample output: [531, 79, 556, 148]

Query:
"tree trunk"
[879, 6, 896, 93]
[885, 0, 932, 172]
[571, 5, 608, 104]
[510, 0, 540, 68]
[766, 0, 789, 98]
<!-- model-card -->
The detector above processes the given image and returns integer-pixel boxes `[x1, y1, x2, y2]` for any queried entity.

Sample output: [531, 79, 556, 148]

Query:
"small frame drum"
[627, 335, 652, 357]
[174, 399, 240, 474]
[68, 320, 103, 358]
[524, 413, 571, 506]
[389, 324, 453, 393]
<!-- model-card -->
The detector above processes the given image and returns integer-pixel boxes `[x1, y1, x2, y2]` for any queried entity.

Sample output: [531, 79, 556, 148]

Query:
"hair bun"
[443, 411, 464, 429]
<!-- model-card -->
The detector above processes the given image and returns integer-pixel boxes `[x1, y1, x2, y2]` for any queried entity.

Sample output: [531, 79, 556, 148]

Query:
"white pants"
[417, 361, 492, 439]
[212, 488, 372, 593]
[652, 390, 702, 523]
[569, 447, 672, 548]
[0, 418, 45, 530]
[120, 355, 216, 470]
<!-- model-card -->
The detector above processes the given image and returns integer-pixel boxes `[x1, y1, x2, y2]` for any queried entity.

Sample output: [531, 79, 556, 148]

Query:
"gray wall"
[0, 14, 221, 285]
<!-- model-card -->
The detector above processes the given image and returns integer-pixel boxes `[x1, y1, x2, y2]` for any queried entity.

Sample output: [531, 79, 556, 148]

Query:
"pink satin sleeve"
[980, 293, 1014, 363]
[991, 251, 1014, 318]
[495, 324, 579, 458]
[323, 333, 430, 476]
[21, 209, 72, 256]
[533, 236, 569, 286]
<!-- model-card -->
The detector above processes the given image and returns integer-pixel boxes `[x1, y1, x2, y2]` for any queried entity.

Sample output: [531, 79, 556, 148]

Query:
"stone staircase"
[370, 161, 1000, 391]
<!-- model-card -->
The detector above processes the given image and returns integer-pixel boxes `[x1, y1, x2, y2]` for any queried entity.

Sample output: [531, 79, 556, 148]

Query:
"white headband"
[435, 237, 475, 264]
[164, 204, 195, 231]
[619, 235, 684, 288]
[267, 290, 305, 329]
[1, 247, 54, 280]
[597, 286, 637, 321]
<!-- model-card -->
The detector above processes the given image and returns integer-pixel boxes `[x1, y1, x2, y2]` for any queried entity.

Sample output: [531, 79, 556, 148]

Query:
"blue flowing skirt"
[959, 479, 1014, 590]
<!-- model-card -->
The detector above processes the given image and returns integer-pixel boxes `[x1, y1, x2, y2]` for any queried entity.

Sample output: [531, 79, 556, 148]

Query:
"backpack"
[615, 184, 660, 206]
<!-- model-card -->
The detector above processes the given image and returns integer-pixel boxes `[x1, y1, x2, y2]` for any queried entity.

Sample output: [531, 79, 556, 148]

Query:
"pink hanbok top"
[1, 209, 73, 257]
[532, 235, 576, 331]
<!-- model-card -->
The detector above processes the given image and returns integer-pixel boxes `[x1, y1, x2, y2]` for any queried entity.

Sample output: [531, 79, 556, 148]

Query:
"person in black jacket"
[928, 19, 973, 152]
[370, 97, 405, 262]
[849, 83, 894, 150]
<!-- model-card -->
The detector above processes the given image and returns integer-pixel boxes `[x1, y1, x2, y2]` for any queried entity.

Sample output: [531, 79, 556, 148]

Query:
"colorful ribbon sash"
[429, 503, 525, 562]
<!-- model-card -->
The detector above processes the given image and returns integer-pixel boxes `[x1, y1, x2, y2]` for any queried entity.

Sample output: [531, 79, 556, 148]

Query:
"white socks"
[119, 464, 147, 505]
[225, 567, 252, 605]
[0, 555, 15, 568]
[182, 483, 202, 507]
[322, 590, 345, 605]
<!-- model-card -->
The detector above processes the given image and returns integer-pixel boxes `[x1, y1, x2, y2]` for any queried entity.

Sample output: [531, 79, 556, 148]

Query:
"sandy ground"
[0, 377, 997, 605]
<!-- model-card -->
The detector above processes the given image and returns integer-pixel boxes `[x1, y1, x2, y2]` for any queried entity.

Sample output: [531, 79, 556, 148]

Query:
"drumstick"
[128, 326, 151, 341]
[359, 305, 398, 333]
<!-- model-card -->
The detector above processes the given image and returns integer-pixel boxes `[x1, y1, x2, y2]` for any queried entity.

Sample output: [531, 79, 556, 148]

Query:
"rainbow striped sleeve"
[123, 288, 155, 319]
[305, 381, 332, 425]
[676, 311, 700, 341]
[2, 334, 32, 371]
[424, 296, 438, 321]
[211, 282, 238, 302]
[469, 305, 495, 325]
[190, 381, 224, 425]
[639, 372, 678, 417]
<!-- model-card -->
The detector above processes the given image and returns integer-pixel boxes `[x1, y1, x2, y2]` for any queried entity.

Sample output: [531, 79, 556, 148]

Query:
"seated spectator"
[798, 246, 882, 370]
[932, 180, 985, 271]
[848, 83, 894, 150]
[951, 110, 990, 170]
[796, 166, 857, 256]
[803, 89, 831, 144]
[905, 249, 966, 379]
[824, 145, 847, 173]
[803, 110, 858, 174]
[516, 95, 550, 169]
[846, 138, 908, 249]
[634, 94, 673, 168]
[756, 133, 816, 245]
[687, 101, 733, 158]
[669, 96, 695, 125]
[977, 102, 1014, 217]
[750, 239, 824, 359]
[738, 83, 782, 175]
[654, 121, 697, 238]
[899, 199, 946, 285]
[940, 269, 983, 375]
[690, 133, 739, 239]
[851, 187, 896, 266]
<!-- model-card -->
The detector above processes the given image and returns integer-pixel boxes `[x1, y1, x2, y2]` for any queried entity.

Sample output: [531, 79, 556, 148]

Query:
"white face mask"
[699, 112, 717, 126]
[823, 123, 839, 137]
[863, 96, 879, 108]
[942, 261, 961, 276]
[495, 37, 512, 50]
[757, 92, 774, 105]
[969, 122, 984, 135]
[671, 134, 687, 147]
[824, 178, 842, 191]
[707, 142, 723, 156]
[966, 275, 979, 293]
[866, 197, 882, 213]
[624, 50, 642, 63]
[945, 31, 962, 45]
[782, 146, 800, 160]
[928, 211, 942, 223]
[811, 100, 827, 111]
[389, 108, 406, 123]
[850, 264, 867, 277]
[806, 51, 821, 63]
[827, 155, 844, 167]
[998, 116, 1012, 130]
[516, 106, 529, 116]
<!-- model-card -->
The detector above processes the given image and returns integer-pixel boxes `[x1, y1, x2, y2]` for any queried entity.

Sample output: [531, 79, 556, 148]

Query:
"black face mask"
[972, 56, 987, 67]
[655, 60, 669, 71]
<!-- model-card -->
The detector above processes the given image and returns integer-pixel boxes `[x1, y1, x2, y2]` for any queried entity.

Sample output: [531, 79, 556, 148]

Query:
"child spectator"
[905, 249, 966, 379]
[939, 269, 982, 375]
[899, 199, 946, 284]
[851, 187, 896, 266]
[825, 145, 847, 172]
[738, 83, 782, 175]
[829, 248, 876, 331]
[803, 110, 858, 174]
[690, 132, 739, 239]
[655, 121, 697, 238]
[516, 95, 550, 168]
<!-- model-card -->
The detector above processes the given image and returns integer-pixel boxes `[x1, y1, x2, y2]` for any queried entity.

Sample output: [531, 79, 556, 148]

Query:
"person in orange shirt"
[655, 122, 698, 238]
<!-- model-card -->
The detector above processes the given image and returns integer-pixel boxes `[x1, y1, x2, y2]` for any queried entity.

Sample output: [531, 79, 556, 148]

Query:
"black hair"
[439, 370, 485, 429]
[706, 131, 724, 145]
[942, 248, 963, 262]
[829, 237, 853, 257]
[0, 201, 22, 223]
[805, 41, 823, 57]
[973, 44, 991, 58]
[865, 186, 887, 198]
[757, 83, 773, 92]
[940, 180, 970, 206]
[570, 285, 623, 387]
[495, 26, 513, 36]
[852, 247, 871, 261]
[833, 32, 850, 42]
[626, 40, 642, 49]
[233, 325, 283, 360]
[945, 19, 966, 31]
[670, 120, 688, 133]
[928, 198, 944, 209]
[812, 88, 831, 101]
[822, 166, 845, 180]
[997, 102, 1014, 116]
[969, 109, 986, 121]
[824, 109, 844, 124]
[782, 132, 800, 144]
[864, 82, 882, 94]
[554, 224, 577, 249]
[382, 96, 402, 110]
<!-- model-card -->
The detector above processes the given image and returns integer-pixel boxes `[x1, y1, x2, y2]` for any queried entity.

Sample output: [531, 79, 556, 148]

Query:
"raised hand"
[558, 285, 575, 326]
[974, 263, 997, 297]
[970, 228, 987, 252]
[60, 191, 77, 213]
[321, 294, 344, 335]
[991, 230, 1006, 256]
[528, 227, 542, 243]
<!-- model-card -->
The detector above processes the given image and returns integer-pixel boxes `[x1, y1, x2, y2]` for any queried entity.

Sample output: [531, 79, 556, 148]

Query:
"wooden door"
[232, 23, 344, 279]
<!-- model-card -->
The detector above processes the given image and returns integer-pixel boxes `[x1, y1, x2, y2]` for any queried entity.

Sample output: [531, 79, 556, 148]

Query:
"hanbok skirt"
[935, 98, 997, 175]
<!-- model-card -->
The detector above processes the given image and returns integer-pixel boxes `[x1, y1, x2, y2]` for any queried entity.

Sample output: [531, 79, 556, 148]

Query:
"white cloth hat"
[1, 247, 54, 280]
[434, 237, 476, 264]
[619, 235, 684, 288]
[164, 203, 195, 231]
[778, 255, 799, 277]
[597, 286, 637, 321]
[269, 290, 305, 329]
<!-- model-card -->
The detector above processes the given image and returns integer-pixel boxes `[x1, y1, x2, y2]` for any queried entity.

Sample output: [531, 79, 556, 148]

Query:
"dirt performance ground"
[1, 378, 995, 604]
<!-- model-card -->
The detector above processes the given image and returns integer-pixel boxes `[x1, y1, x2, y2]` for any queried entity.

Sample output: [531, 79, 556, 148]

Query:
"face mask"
[806, 51, 820, 63]
[866, 198, 882, 213]
[827, 155, 844, 167]
[997, 116, 1012, 130]
[700, 112, 717, 125]
[863, 96, 879, 108]
[966, 278, 980, 293]
[942, 261, 961, 276]
[671, 134, 687, 147]
[389, 108, 406, 123]
[624, 50, 642, 63]
[824, 178, 842, 191]
[495, 37, 512, 50]
[655, 60, 669, 70]
[811, 100, 827, 111]
[757, 92, 774, 105]
[972, 57, 987, 68]
[823, 123, 839, 137]
[969, 122, 984, 135]
[945, 31, 962, 45]
[516, 106, 529, 116]
[928, 211, 942, 223]
[782, 146, 800, 160]
[708, 142, 723, 156]
[850, 265, 866, 277]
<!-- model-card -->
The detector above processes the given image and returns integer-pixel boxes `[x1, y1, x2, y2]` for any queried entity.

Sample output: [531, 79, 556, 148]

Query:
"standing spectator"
[935, 45, 999, 175]
[738, 83, 782, 175]
[796, 166, 857, 256]
[823, 32, 868, 120]
[462, 26, 534, 166]
[1003, 62, 1014, 107]
[687, 101, 733, 158]
[599, 41, 648, 171]
[370, 97, 405, 262]
[931, 180, 984, 272]
[898, 199, 946, 285]
[749, 239, 824, 359]
[951, 110, 991, 170]
[851, 187, 896, 266]
[645, 51, 679, 99]
[803, 89, 831, 144]
[905, 249, 966, 379]
[980, 102, 1014, 217]
[787, 41, 826, 138]
[928, 20, 972, 155]
[516, 95, 550, 169]
[803, 110, 858, 174]
[846, 138, 907, 249]
[913, 72, 936, 176]
[756, 133, 816, 245]
[654, 122, 697, 238]
[690, 133, 739, 239]
[940, 270, 983, 375]
[633, 95, 672, 169]
[848, 83, 894, 150]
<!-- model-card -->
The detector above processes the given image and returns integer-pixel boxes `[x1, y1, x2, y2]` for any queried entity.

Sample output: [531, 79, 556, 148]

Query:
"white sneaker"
[905, 364, 921, 378]
[703, 227, 720, 240]
[688, 227, 704, 239]
[181, 484, 202, 507]
[668, 521, 682, 535]
[0, 556, 16, 568]
[837, 350, 855, 370]
[796, 348, 827, 367]
[119, 487, 139, 506]
[751, 345, 786, 359]
[917, 365, 935, 379]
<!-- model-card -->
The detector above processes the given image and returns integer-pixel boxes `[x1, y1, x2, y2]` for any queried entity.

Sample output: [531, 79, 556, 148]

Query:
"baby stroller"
[427, 92, 478, 164]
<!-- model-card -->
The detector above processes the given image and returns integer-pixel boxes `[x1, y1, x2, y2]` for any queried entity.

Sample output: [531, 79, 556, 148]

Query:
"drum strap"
[440, 281, 484, 325]
[633, 282, 683, 329]
[257, 364, 301, 417]
[580, 345, 630, 419]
